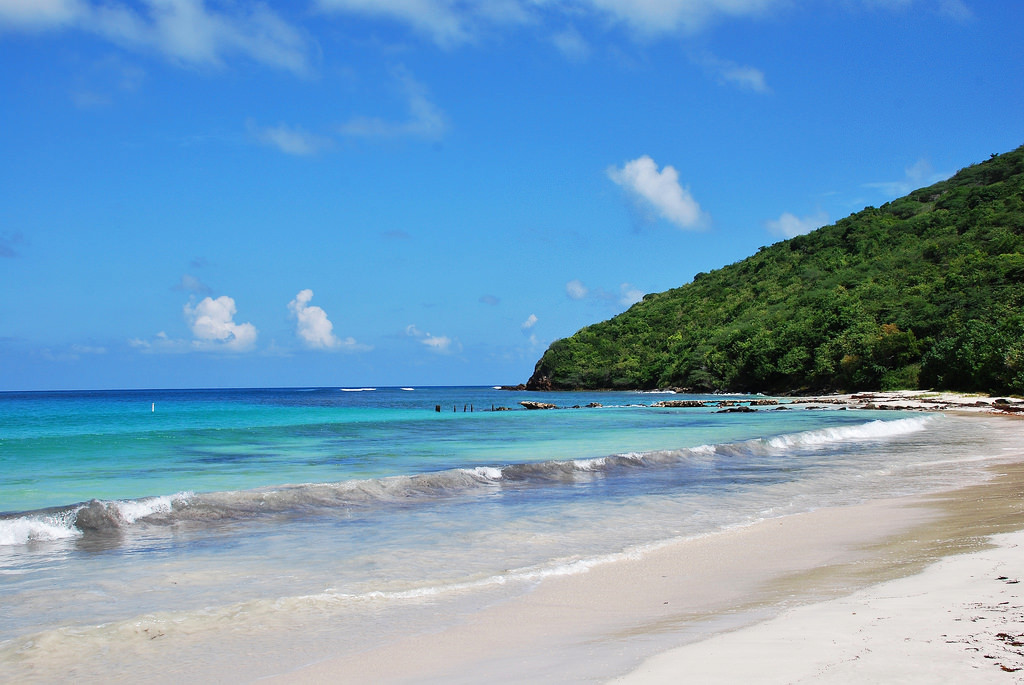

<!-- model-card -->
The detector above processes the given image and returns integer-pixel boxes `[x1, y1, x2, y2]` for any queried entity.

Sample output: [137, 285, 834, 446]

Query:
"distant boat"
[401, 387, 415, 391]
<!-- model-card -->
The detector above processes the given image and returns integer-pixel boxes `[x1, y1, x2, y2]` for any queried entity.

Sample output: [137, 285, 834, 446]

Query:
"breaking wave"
[0, 416, 934, 547]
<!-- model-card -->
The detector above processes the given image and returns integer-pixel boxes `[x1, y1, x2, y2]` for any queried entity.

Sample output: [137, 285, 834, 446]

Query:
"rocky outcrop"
[520, 401, 557, 410]
[525, 374, 554, 391]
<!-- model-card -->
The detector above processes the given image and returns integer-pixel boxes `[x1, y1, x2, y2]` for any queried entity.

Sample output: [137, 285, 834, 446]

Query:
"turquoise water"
[0, 386, 1018, 680]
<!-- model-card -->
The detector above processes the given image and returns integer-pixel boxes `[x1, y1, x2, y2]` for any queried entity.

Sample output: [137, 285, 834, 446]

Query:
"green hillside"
[527, 145, 1024, 395]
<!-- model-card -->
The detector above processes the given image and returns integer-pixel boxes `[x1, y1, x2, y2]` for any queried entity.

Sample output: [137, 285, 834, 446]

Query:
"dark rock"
[652, 400, 707, 408]
[75, 500, 121, 532]
[525, 375, 553, 391]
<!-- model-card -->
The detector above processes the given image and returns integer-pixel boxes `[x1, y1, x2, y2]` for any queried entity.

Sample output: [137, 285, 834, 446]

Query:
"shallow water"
[0, 387, 1019, 680]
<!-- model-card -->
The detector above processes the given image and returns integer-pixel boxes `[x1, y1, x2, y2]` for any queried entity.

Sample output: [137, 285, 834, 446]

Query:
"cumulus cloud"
[183, 295, 257, 352]
[288, 289, 341, 349]
[0, 0, 311, 73]
[521, 313, 538, 330]
[340, 66, 447, 141]
[406, 323, 457, 353]
[566, 279, 588, 300]
[248, 121, 332, 156]
[608, 156, 707, 230]
[766, 210, 829, 238]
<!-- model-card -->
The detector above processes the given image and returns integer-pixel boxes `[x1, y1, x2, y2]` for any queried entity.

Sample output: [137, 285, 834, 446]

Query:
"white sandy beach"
[615, 527, 1024, 683]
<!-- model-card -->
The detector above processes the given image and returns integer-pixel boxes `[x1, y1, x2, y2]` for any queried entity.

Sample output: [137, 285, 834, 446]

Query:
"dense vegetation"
[528, 145, 1024, 395]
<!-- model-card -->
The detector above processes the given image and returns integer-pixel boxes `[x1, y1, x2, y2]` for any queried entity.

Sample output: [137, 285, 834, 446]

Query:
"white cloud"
[521, 313, 538, 330]
[314, 0, 531, 47]
[183, 295, 257, 352]
[566, 280, 645, 308]
[248, 121, 332, 156]
[766, 210, 829, 238]
[608, 155, 707, 230]
[864, 157, 950, 198]
[339, 66, 447, 141]
[289, 289, 342, 350]
[173, 273, 212, 295]
[566, 279, 588, 300]
[312, 0, 787, 45]
[618, 283, 644, 307]
[406, 323, 456, 353]
[0, 0, 310, 73]
[551, 25, 590, 61]
[0, 0, 83, 31]
[693, 52, 770, 93]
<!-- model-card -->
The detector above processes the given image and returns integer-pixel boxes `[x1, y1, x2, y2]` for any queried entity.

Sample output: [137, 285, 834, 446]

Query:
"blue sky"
[1, 0, 1021, 391]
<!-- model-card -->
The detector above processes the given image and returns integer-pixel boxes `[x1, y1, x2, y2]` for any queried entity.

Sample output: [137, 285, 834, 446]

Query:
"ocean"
[0, 386, 1019, 681]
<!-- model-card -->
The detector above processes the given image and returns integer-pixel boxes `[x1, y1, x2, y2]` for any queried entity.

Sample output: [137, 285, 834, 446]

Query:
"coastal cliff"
[528, 145, 1024, 395]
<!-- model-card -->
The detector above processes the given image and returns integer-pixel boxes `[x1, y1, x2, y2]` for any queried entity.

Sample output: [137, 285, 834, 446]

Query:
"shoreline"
[268, 412, 1024, 683]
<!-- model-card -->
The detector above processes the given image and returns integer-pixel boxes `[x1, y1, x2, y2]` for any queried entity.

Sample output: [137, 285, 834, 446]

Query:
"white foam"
[340, 388, 376, 392]
[766, 416, 933, 450]
[108, 492, 191, 524]
[572, 457, 608, 471]
[0, 512, 80, 546]
[464, 466, 504, 481]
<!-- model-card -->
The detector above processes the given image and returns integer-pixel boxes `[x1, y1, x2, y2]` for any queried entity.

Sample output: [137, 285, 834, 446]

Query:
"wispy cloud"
[521, 313, 538, 330]
[692, 52, 770, 93]
[566, 279, 588, 300]
[551, 25, 590, 61]
[313, 0, 531, 47]
[608, 155, 707, 230]
[247, 120, 333, 156]
[864, 157, 950, 198]
[339, 66, 447, 141]
[0, 0, 311, 74]
[173, 273, 212, 295]
[566, 280, 645, 307]
[765, 210, 829, 238]
[406, 323, 457, 353]
[311, 0, 794, 48]
[0, 230, 26, 258]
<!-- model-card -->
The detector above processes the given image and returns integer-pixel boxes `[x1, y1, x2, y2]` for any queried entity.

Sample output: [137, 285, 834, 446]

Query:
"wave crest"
[0, 416, 935, 547]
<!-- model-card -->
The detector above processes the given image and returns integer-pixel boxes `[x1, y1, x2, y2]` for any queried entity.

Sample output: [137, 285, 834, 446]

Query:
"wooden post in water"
[435, 404, 441, 413]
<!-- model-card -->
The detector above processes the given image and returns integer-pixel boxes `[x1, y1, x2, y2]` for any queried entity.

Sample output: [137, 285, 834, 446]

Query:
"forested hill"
[527, 145, 1024, 395]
